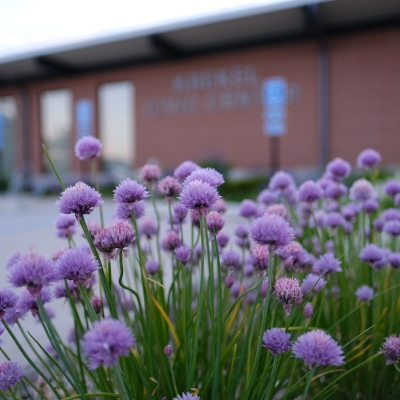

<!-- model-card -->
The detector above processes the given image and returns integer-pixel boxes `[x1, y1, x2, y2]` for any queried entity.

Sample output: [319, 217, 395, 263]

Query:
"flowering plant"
[1, 143, 400, 399]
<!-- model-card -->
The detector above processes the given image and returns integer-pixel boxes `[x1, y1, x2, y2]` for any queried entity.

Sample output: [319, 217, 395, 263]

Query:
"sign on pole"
[262, 77, 288, 136]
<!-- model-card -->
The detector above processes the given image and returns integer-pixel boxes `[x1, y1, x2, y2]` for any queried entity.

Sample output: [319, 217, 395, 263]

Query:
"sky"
[0, 0, 285, 58]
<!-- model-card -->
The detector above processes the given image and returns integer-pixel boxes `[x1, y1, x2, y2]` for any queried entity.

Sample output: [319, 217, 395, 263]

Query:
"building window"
[40, 89, 72, 172]
[0, 96, 17, 181]
[98, 81, 134, 171]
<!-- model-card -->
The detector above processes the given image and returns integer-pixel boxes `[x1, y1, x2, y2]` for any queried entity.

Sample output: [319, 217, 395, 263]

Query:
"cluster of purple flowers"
[6, 142, 400, 399]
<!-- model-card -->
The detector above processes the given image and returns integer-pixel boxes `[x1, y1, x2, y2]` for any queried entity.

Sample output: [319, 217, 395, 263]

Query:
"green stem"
[211, 230, 223, 399]
[2, 321, 62, 399]
[301, 367, 316, 400]
[91, 159, 104, 228]
[62, 393, 121, 400]
[264, 355, 280, 400]
[189, 213, 207, 386]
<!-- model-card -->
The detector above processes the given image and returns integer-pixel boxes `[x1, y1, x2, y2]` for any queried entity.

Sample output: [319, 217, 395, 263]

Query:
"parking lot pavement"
[0, 194, 242, 367]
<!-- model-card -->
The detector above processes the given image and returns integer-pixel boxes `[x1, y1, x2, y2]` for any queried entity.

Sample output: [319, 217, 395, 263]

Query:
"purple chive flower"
[251, 244, 269, 271]
[262, 328, 292, 356]
[312, 254, 342, 276]
[94, 228, 117, 260]
[355, 285, 374, 302]
[349, 179, 377, 202]
[206, 211, 225, 233]
[114, 179, 149, 209]
[175, 245, 191, 266]
[274, 277, 303, 315]
[388, 253, 400, 269]
[278, 241, 308, 271]
[235, 223, 249, 239]
[210, 198, 227, 213]
[222, 249, 241, 270]
[265, 204, 290, 221]
[158, 176, 181, 201]
[82, 318, 134, 370]
[382, 208, 400, 222]
[385, 180, 400, 197]
[364, 199, 379, 214]
[360, 244, 386, 269]
[298, 180, 323, 203]
[140, 164, 161, 187]
[239, 199, 258, 219]
[179, 180, 221, 214]
[257, 189, 279, 205]
[56, 246, 99, 286]
[162, 231, 182, 252]
[53, 280, 81, 302]
[231, 282, 247, 298]
[292, 330, 344, 368]
[0, 361, 24, 392]
[269, 171, 295, 191]
[304, 302, 314, 318]
[381, 335, 400, 365]
[108, 220, 136, 251]
[244, 263, 255, 277]
[184, 168, 224, 187]
[0, 288, 18, 320]
[357, 148, 381, 169]
[260, 278, 269, 298]
[191, 209, 201, 228]
[326, 157, 351, 181]
[383, 220, 400, 237]
[57, 182, 103, 221]
[374, 218, 384, 232]
[323, 212, 345, 229]
[85, 221, 102, 239]
[225, 271, 235, 288]
[75, 136, 102, 160]
[325, 183, 347, 200]
[140, 217, 158, 239]
[342, 203, 359, 221]
[173, 203, 189, 223]
[54, 214, 77, 238]
[115, 201, 146, 221]
[250, 213, 295, 249]
[235, 236, 250, 249]
[91, 296, 102, 315]
[3, 308, 24, 326]
[145, 260, 160, 275]
[174, 161, 200, 181]
[8, 251, 56, 297]
[216, 231, 229, 249]
[283, 184, 298, 205]
[16, 287, 52, 317]
[173, 393, 200, 400]
[301, 274, 327, 297]
[5, 251, 23, 270]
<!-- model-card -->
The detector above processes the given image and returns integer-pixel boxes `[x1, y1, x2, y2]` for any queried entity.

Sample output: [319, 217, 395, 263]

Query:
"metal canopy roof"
[0, 0, 399, 86]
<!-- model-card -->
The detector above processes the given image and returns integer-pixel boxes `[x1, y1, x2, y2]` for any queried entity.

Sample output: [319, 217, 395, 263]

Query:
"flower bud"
[164, 345, 173, 357]
[224, 271, 234, 289]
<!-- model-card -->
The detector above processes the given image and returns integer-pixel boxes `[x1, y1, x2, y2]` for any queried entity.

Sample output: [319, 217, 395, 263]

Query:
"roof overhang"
[0, 0, 399, 87]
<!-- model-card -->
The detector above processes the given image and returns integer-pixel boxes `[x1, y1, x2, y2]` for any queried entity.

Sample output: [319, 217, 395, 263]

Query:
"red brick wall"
[132, 42, 319, 170]
[329, 27, 400, 166]
[1, 26, 399, 173]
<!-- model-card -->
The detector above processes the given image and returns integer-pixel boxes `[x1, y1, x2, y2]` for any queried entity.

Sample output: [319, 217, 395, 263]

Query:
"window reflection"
[98, 81, 134, 171]
[0, 96, 17, 179]
[40, 89, 72, 172]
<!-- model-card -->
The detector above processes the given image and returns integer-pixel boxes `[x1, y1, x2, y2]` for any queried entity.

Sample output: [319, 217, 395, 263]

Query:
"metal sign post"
[262, 77, 288, 173]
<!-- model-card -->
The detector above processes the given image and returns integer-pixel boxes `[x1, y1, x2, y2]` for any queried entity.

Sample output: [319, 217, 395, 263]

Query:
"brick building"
[0, 0, 399, 188]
